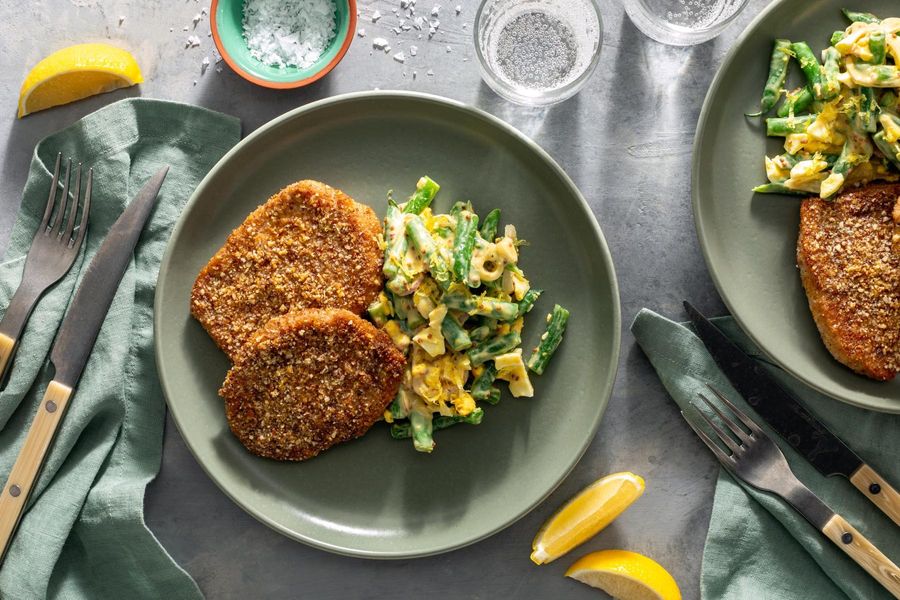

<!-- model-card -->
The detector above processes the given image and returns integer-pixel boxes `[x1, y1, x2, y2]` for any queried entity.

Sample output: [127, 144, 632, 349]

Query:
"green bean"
[441, 313, 473, 351]
[389, 392, 409, 420]
[820, 47, 842, 100]
[830, 30, 846, 46]
[752, 183, 809, 195]
[391, 408, 484, 440]
[517, 288, 542, 317]
[748, 39, 792, 116]
[856, 87, 879, 133]
[409, 408, 434, 452]
[469, 325, 492, 343]
[484, 388, 501, 405]
[873, 131, 900, 167]
[776, 87, 814, 117]
[367, 297, 392, 327]
[847, 63, 900, 87]
[442, 289, 474, 311]
[881, 90, 898, 109]
[471, 363, 498, 400]
[842, 9, 880, 24]
[472, 296, 519, 321]
[452, 209, 479, 282]
[468, 332, 521, 366]
[790, 42, 828, 100]
[819, 124, 872, 198]
[406, 215, 452, 291]
[766, 114, 816, 136]
[403, 176, 440, 214]
[480, 209, 501, 241]
[382, 201, 406, 280]
[526, 305, 570, 375]
[868, 30, 886, 65]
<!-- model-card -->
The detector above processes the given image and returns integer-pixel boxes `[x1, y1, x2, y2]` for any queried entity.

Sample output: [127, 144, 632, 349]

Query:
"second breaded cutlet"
[191, 180, 383, 361]
[220, 309, 406, 461]
[797, 183, 900, 381]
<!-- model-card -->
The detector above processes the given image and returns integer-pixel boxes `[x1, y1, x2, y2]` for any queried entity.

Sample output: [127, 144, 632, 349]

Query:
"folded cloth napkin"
[0, 98, 240, 599]
[632, 309, 900, 600]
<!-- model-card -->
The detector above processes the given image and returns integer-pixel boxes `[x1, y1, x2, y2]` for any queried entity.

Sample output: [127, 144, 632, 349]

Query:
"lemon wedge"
[566, 550, 681, 600]
[531, 471, 645, 565]
[18, 43, 143, 117]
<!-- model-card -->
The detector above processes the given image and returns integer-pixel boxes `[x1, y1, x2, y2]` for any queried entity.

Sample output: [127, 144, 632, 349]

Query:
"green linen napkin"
[0, 98, 240, 599]
[632, 309, 900, 600]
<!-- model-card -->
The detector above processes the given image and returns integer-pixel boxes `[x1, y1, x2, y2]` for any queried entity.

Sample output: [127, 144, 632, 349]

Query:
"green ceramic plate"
[693, 0, 900, 413]
[154, 92, 620, 557]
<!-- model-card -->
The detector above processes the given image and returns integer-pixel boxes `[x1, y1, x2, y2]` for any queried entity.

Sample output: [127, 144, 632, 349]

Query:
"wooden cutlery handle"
[822, 514, 900, 598]
[0, 333, 15, 384]
[851, 464, 900, 527]
[0, 380, 72, 562]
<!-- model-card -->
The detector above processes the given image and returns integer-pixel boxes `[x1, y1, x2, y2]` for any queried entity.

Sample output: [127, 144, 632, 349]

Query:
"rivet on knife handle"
[0, 380, 72, 561]
[850, 464, 900, 527]
[822, 514, 900, 597]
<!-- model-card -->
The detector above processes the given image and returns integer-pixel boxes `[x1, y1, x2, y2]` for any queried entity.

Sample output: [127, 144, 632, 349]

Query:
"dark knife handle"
[851, 464, 900, 527]
[0, 380, 73, 563]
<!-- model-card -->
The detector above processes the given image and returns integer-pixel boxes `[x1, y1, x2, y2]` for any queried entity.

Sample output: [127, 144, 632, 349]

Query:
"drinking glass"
[475, 0, 603, 106]
[624, 0, 749, 46]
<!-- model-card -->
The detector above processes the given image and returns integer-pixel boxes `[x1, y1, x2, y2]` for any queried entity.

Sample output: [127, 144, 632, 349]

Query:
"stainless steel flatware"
[683, 300, 900, 527]
[0, 166, 168, 562]
[0, 154, 92, 384]
[685, 384, 900, 598]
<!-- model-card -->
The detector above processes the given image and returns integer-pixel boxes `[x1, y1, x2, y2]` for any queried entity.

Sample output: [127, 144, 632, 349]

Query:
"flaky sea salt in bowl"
[212, 0, 356, 89]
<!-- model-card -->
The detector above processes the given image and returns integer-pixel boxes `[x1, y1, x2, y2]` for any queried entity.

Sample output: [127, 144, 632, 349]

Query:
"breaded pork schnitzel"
[797, 183, 900, 381]
[220, 309, 405, 461]
[191, 180, 383, 361]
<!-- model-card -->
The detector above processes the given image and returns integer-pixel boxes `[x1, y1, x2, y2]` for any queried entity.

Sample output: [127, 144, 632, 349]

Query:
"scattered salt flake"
[413, 16, 424, 29]
[185, 35, 201, 48]
[462, 22, 468, 29]
[202, 6, 208, 14]
[169, 27, 174, 32]
[392, 27, 401, 34]
[400, 0, 409, 8]
[371, 10, 382, 21]
[413, 70, 417, 79]
[393, 51, 406, 63]
[401, 24, 411, 31]
[357, 27, 366, 37]
[373, 37, 389, 49]
[183, 25, 189, 31]
[426, 68, 434, 76]
[384, 45, 391, 52]
[392, 7, 398, 13]
[431, 5, 440, 16]
[201, 56, 210, 74]
[409, 45, 417, 56]
[455, 5, 461, 14]
[216, 66, 223, 73]
[193, 12, 202, 27]
[193, 80, 198, 86]
[463, 57, 468, 61]
[446, 45, 451, 52]
[118, 15, 125, 25]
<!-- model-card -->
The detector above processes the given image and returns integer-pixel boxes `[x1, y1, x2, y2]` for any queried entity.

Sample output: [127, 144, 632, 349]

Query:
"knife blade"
[0, 166, 169, 562]
[683, 300, 900, 527]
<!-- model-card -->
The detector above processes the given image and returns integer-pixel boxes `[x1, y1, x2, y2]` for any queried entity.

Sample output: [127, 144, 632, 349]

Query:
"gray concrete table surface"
[0, 0, 774, 597]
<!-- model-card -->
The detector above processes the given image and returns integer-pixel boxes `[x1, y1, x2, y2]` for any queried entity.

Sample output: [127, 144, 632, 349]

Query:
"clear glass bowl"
[474, 0, 603, 106]
[624, 0, 749, 46]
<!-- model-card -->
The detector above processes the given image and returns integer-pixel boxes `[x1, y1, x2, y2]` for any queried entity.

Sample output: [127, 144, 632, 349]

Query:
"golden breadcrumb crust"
[191, 180, 383, 361]
[221, 309, 406, 461]
[797, 183, 900, 381]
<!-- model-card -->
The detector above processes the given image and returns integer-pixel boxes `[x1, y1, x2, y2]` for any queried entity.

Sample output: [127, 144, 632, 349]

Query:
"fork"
[0, 154, 92, 384]
[684, 384, 900, 598]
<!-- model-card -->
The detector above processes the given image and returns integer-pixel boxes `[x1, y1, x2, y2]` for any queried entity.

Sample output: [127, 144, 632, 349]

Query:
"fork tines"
[41, 153, 92, 248]
[683, 384, 767, 465]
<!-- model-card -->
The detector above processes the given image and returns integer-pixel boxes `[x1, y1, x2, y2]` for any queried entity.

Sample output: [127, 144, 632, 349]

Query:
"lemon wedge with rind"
[531, 471, 645, 565]
[18, 43, 143, 117]
[566, 550, 681, 600]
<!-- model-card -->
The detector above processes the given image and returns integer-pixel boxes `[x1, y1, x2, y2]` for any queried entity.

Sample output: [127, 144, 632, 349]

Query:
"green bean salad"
[368, 176, 570, 453]
[752, 9, 900, 198]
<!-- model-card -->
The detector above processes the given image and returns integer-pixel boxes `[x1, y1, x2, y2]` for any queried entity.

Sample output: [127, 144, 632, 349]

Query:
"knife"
[683, 301, 900, 527]
[0, 166, 169, 562]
